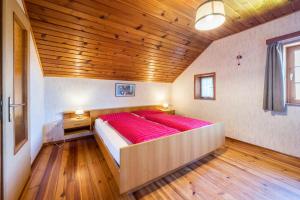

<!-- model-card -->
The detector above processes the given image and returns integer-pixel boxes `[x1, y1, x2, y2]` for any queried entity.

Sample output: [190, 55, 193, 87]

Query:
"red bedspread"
[99, 112, 136, 121]
[141, 113, 212, 131]
[101, 114, 179, 144]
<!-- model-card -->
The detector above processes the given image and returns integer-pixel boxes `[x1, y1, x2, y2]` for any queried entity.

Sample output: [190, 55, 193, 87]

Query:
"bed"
[91, 105, 225, 194]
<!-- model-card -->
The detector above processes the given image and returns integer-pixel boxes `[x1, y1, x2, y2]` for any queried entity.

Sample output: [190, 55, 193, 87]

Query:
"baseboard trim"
[225, 136, 300, 159]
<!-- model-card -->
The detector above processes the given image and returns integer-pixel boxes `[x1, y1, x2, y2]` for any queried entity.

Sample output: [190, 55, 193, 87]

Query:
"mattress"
[94, 118, 129, 165]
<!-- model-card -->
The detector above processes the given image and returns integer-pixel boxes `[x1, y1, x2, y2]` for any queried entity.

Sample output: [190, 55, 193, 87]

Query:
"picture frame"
[115, 83, 136, 97]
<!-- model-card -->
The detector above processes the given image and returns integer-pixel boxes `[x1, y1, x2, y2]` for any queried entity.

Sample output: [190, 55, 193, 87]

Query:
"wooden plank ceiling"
[25, 0, 300, 82]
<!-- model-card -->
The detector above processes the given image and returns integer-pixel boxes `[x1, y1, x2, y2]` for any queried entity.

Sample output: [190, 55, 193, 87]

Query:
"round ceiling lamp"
[195, 0, 226, 31]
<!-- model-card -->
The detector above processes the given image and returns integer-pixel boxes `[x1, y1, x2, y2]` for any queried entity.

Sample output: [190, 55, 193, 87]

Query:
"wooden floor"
[20, 137, 300, 200]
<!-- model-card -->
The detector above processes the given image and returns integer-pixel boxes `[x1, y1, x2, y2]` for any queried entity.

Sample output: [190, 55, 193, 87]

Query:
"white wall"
[44, 77, 171, 142]
[172, 11, 300, 157]
[28, 36, 44, 162]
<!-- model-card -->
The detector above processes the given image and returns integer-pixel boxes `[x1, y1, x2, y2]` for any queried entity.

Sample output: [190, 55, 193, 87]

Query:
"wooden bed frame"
[91, 105, 225, 194]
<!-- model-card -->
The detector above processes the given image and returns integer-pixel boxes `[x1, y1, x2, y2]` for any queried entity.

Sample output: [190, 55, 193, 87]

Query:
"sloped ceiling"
[25, 0, 300, 82]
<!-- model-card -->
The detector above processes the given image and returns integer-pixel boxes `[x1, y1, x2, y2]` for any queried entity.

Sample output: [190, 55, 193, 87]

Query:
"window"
[286, 45, 300, 104]
[13, 15, 28, 154]
[194, 72, 216, 100]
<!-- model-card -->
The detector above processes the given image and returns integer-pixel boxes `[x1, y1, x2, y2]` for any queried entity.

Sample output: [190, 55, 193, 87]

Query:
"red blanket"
[132, 109, 164, 117]
[142, 113, 212, 131]
[99, 112, 136, 121]
[106, 115, 179, 144]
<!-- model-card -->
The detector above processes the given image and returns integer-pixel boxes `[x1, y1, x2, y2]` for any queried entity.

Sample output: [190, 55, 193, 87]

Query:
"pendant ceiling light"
[195, 0, 225, 31]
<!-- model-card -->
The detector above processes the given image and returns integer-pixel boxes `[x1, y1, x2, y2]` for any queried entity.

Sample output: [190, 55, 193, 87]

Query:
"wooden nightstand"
[159, 108, 175, 115]
[63, 111, 92, 135]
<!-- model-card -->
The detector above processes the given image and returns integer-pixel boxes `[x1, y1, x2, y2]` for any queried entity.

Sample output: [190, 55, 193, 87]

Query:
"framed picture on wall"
[115, 83, 136, 97]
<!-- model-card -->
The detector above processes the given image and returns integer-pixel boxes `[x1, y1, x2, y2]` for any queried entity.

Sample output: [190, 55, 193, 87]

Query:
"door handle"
[8, 97, 26, 122]
[9, 103, 26, 107]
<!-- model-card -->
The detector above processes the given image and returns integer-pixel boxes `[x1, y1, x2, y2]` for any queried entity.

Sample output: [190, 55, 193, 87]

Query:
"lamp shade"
[195, 0, 225, 31]
[75, 109, 84, 115]
[162, 103, 169, 108]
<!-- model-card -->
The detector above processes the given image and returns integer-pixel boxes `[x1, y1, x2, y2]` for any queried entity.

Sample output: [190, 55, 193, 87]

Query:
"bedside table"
[63, 112, 92, 135]
[159, 108, 175, 115]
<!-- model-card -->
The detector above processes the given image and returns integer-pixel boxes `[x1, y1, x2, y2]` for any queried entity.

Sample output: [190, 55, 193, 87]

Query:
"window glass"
[295, 50, 300, 66]
[296, 83, 300, 100]
[201, 77, 214, 98]
[194, 72, 215, 100]
[295, 67, 300, 82]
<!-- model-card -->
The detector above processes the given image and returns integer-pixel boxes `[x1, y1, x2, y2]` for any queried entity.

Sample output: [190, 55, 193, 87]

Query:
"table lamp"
[75, 109, 84, 119]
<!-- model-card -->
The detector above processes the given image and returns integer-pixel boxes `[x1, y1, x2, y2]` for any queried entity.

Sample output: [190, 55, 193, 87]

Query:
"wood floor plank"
[77, 139, 95, 199]
[187, 162, 250, 200]
[35, 145, 62, 200]
[193, 156, 281, 200]
[20, 137, 300, 200]
[83, 138, 116, 200]
[211, 155, 300, 200]
[163, 169, 207, 199]
[154, 179, 184, 200]
[54, 142, 70, 200]
[20, 145, 54, 200]
[214, 148, 300, 191]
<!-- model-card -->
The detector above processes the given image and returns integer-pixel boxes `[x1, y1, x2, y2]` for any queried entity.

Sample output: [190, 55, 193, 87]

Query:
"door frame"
[0, 0, 3, 198]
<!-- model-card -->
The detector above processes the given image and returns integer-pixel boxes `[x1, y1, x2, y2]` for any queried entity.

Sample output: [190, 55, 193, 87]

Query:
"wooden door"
[2, 0, 31, 199]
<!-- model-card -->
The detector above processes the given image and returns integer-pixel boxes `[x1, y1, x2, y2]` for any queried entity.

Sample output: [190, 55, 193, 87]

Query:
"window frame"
[194, 72, 216, 100]
[286, 44, 300, 105]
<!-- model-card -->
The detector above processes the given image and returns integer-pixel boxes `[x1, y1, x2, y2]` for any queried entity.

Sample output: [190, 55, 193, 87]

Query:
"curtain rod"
[266, 30, 300, 45]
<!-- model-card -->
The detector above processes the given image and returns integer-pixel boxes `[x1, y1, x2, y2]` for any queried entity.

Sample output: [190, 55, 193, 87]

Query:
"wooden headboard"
[90, 105, 162, 122]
